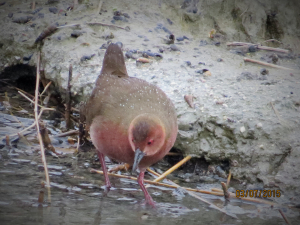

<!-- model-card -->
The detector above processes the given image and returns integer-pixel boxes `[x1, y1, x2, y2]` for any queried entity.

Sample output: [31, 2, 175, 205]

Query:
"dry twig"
[146, 168, 237, 218]
[226, 170, 231, 187]
[221, 182, 230, 206]
[152, 155, 192, 182]
[86, 22, 127, 30]
[244, 57, 294, 70]
[279, 209, 291, 225]
[96, 0, 104, 15]
[65, 65, 72, 129]
[34, 52, 51, 202]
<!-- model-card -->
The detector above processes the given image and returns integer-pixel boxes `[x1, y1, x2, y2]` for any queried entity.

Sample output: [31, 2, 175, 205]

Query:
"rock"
[260, 68, 269, 75]
[170, 44, 180, 51]
[166, 18, 173, 25]
[240, 126, 246, 133]
[236, 72, 257, 81]
[256, 123, 263, 128]
[123, 13, 130, 18]
[217, 58, 223, 62]
[12, 159, 31, 163]
[113, 16, 127, 22]
[12, 16, 32, 24]
[248, 45, 257, 52]
[176, 36, 185, 41]
[163, 34, 175, 44]
[113, 11, 122, 16]
[23, 54, 33, 61]
[80, 54, 95, 62]
[115, 41, 123, 48]
[49, 7, 58, 14]
[184, 61, 191, 66]
[195, 69, 208, 74]
[199, 40, 207, 46]
[71, 30, 83, 38]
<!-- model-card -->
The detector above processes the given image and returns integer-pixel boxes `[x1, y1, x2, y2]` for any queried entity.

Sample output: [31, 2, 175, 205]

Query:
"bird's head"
[128, 114, 166, 173]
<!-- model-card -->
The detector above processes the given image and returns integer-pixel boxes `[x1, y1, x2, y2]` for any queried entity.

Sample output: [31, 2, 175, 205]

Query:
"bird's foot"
[141, 197, 156, 208]
[108, 163, 131, 173]
[103, 184, 111, 196]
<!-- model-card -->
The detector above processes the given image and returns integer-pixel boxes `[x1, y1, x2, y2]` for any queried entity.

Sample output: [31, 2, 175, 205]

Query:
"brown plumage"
[81, 43, 177, 206]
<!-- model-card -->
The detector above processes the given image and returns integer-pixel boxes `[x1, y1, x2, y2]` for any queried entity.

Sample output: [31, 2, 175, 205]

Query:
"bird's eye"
[147, 140, 154, 145]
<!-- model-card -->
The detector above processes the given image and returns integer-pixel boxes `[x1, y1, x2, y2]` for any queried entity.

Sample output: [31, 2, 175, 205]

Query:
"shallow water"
[0, 118, 299, 225]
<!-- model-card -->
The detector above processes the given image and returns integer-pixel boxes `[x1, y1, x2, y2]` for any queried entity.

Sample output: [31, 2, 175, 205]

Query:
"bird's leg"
[97, 152, 111, 193]
[137, 171, 155, 207]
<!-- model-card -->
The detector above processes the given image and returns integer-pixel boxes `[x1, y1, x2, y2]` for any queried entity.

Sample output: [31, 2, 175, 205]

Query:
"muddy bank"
[0, 0, 300, 201]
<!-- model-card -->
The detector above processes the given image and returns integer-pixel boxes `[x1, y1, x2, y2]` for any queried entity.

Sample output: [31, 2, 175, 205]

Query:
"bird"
[81, 43, 178, 206]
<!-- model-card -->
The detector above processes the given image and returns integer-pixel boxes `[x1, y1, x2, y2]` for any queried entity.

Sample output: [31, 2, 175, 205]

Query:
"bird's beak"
[132, 148, 145, 174]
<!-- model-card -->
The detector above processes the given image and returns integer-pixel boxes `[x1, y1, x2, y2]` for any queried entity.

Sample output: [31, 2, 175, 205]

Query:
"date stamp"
[236, 189, 281, 198]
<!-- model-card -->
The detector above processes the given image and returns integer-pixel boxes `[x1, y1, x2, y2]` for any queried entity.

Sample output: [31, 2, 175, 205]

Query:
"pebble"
[113, 16, 127, 22]
[38, 164, 63, 171]
[12, 159, 31, 163]
[240, 126, 246, 133]
[37, 13, 44, 19]
[237, 72, 257, 81]
[113, 11, 122, 16]
[80, 54, 95, 62]
[198, 61, 205, 65]
[176, 36, 184, 41]
[256, 123, 263, 128]
[231, 160, 238, 167]
[49, 171, 63, 176]
[12, 16, 33, 24]
[185, 61, 191, 66]
[217, 58, 223, 62]
[167, 18, 173, 25]
[213, 42, 220, 46]
[195, 69, 208, 74]
[115, 41, 123, 48]
[159, 48, 164, 53]
[50, 182, 68, 191]
[144, 38, 149, 42]
[8, 12, 13, 18]
[125, 51, 134, 59]
[142, 51, 163, 59]
[260, 68, 269, 75]
[199, 40, 207, 46]
[71, 30, 83, 38]
[123, 13, 130, 18]
[170, 44, 180, 51]
[49, 7, 58, 14]
[31, 7, 43, 14]
[248, 45, 257, 52]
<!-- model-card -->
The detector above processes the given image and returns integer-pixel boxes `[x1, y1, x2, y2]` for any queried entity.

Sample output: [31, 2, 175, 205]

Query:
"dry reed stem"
[211, 188, 277, 205]
[152, 155, 192, 182]
[31, 1, 35, 10]
[57, 24, 81, 29]
[96, 0, 104, 15]
[279, 209, 291, 225]
[91, 168, 222, 194]
[244, 57, 294, 70]
[86, 22, 126, 30]
[146, 168, 237, 218]
[34, 52, 51, 202]
[55, 130, 79, 137]
[40, 81, 52, 96]
[257, 45, 289, 54]
[226, 170, 231, 187]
